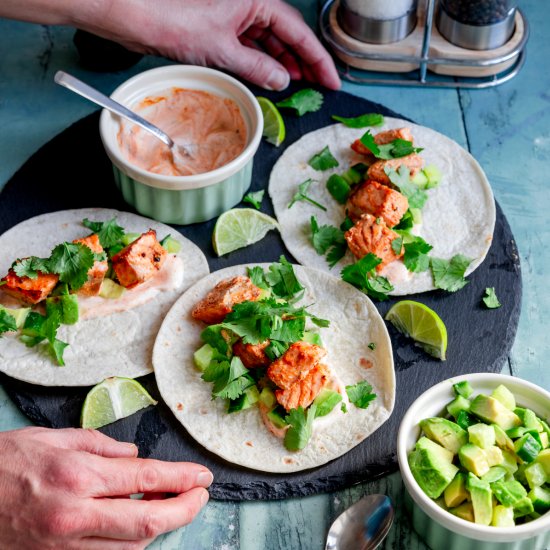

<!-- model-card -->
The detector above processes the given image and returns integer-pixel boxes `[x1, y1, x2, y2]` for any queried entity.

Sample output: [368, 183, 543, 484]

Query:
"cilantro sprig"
[276, 89, 323, 116]
[0, 309, 17, 335]
[345, 381, 376, 409]
[483, 287, 501, 309]
[12, 256, 50, 279]
[386, 166, 428, 210]
[310, 216, 347, 268]
[340, 253, 394, 301]
[331, 113, 384, 128]
[284, 403, 317, 451]
[243, 190, 265, 210]
[430, 255, 472, 292]
[308, 146, 339, 172]
[359, 130, 423, 160]
[82, 217, 125, 248]
[288, 179, 326, 211]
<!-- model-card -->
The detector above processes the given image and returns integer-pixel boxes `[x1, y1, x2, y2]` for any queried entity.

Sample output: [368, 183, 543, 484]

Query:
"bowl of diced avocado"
[397, 373, 550, 550]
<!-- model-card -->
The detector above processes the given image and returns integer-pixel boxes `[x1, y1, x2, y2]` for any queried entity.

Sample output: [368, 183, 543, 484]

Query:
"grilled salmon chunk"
[351, 127, 414, 160]
[267, 341, 327, 390]
[192, 276, 262, 325]
[346, 179, 408, 227]
[345, 214, 403, 270]
[367, 153, 424, 186]
[276, 363, 329, 411]
[1, 264, 59, 305]
[73, 234, 108, 296]
[233, 339, 271, 369]
[111, 230, 167, 289]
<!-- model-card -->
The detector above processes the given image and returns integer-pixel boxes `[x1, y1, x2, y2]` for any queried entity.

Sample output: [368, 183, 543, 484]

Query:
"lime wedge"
[212, 208, 280, 256]
[257, 96, 285, 146]
[80, 377, 157, 429]
[385, 300, 448, 360]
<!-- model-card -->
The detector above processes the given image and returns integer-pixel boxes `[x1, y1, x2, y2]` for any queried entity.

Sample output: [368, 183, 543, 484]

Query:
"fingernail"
[266, 68, 290, 91]
[197, 471, 213, 487]
[200, 489, 210, 507]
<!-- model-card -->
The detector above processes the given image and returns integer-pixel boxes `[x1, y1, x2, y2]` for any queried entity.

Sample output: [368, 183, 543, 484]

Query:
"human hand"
[0, 427, 212, 549]
[76, 0, 341, 91]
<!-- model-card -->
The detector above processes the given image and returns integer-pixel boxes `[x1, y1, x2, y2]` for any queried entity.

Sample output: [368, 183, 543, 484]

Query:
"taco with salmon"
[153, 258, 395, 473]
[0, 208, 209, 386]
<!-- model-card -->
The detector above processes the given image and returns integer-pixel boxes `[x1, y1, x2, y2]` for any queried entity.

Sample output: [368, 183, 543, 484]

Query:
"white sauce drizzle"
[379, 261, 412, 284]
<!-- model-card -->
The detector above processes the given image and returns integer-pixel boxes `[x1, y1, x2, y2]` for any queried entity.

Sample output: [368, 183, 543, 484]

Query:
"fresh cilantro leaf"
[341, 402, 348, 413]
[288, 179, 326, 211]
[284, 403, 317, 451]
[377, 139, 423, 160]
[200, 325, 236, 356]
[391, 236, 404, 255]
[270, 317, 306, 343]
[0, 309, 17, 335]
[243, 190, 265, 210]
[20, 309, 67, 365]
[394, 210, 414, 231]
[82, 217, 125, 248]
[341, 254, 393, 301]
[359, 131, 380, 156]
[331, 113, 384, 128]
[45, 294, 79, 325]
[346, 381, 377, 409]
[483, 287, 501, 309]
[386, 166, 428, 210]
[48, 338, 69, 366]
[430, 255, 472, 292]
[276, 88, 323, 116]
[308, 146, 339, 172]
[308, 314, 330, 328]
[403, 236, 433, 273]
[47, 242, 95, 291]
[247, 266, 269, 290]
[265, 340, 290, 361]
[265, 256, 304, 299]
[12, 257, 50, 279]
[365, 275, 393, 301]
[310, 216, 347, 268]
[340, 216, 354, 232]
[368, 342, 376, 350]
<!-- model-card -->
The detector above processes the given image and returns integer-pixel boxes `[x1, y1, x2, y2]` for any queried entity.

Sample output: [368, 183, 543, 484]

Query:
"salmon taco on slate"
[153, 258, 395, 473]
[268, 117, 496, 298]
[0, 208, 209, 386]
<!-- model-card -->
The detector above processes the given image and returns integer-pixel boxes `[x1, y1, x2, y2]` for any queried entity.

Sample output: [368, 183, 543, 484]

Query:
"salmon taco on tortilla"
[153, 258, 395, 473]
[0, 208, 209, 386]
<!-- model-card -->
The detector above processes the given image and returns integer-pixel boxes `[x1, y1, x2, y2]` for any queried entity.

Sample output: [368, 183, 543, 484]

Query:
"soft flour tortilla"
[268, 118, 496, 295]
[0, 208, 209, 386]
[153, 264, 395, 473]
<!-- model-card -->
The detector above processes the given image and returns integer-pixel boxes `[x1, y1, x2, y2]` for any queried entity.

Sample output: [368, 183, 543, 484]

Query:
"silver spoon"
[53, 70, 194, 162]
[325, 494, 394, 550]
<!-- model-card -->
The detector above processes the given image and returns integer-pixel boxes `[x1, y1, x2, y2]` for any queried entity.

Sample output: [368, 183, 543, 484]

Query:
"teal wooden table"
[0, 1, 548, 548]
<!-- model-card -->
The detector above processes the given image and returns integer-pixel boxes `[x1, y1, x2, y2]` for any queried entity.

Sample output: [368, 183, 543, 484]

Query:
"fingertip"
[199, 487, 209, 507]
[196, 469, 214, 488]
[266, 66, 290, 91]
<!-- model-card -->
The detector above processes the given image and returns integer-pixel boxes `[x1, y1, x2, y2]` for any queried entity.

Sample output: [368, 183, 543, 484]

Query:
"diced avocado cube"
[433, 497, 449, 510]
[482, 466, 507, 484]
[528, 486, 550, 514]
[121, 232, 140, 246]
[493, 424, 515, 452]
[302, 331, 323, 347]
[485, 445, 504, 467]
[522, 408, 542, 431]
[453, 381, 473, 399]
[468, 424, 496, 449]
[500, 450, 519, 475]
[159, 235, 181, 253]
[444, 472, 468, 508]
[539, 419, 550, 439]
[470, 395, 522, 431]
[524, 462, 547, 489]
[450, 502, 475, 523]
[456, 410, 477, 430]
[259, 387, 277, 409]
[410, 208, 423, 225]
[447, 396, 471, 419]
[267, 406, 288, 429]
[193, 343, 215, 371]
[466, 473, 493, 526]
[491, 385, 516, 411]
[227, 385, 260, 413]
[420, 417, 468, 454]
[408, 438, 459, 499]
[513, 496, 535, 518]
[491, 479, 527, 507]
[313, 388, 342, 418]
[412, 170, 428, 186]
[99, 278, 126, 299]
[514, 433, 542, 463]
[459, 444, 490, 477]
[536, 448, 550, 476]
[0, 305, 30, 329]
[491, 505, 515, 527]
[342, 163, 368, 185]
[540, 431, 549, 449]
[506, 426, 526, 439]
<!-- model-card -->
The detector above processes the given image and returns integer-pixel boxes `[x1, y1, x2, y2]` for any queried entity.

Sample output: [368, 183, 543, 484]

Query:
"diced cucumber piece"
[423, 164, 442, 189]
[491, 505, 515, 527]
[313, 388, 342, 417]
[302, 331, 323, 347]
[193, 343, 215, 371]
[513, 496, 534, 518]
[444, 472, 468, 508]
[468, 424, 496, 449]
[450, 502, 474, 523]
[525, 429, 543, 448]
[227, 385, 259, 413]
[420, 417, 468, 454]
[482, 466, 507, 484]
[524, 462, 547, 489]
[514, 433, 542, 463]
[160, 234, 182, 253]
[453, 381, 473, 399]
[459, 444, 490, 477]
[522, 408, 542, 431]
[410, 208, 423, 225]
[412, 170, 428, 186]
[466, 473, 493, 526]
[99, 278, 126, 299]
[121, 232, 140, 246]
[491, 479, 527, 507]
[536, 448, 550, 476]
[267, 406, 288, 429]
[528, 486, 550, 514]
[326, 174, 351, 204]
[342, 163, 368, 185]
[540, 431, 549, 449]
[491, 385, 516, 411]
[493, 424, 515, 452]
[447, 396, 471, 419]
[500, 450, 519, 475]
[456, 410, 477, 430]
[506, 426, 526, 439]
[0, 305, 30, 329]
[259, 387, 277, 409]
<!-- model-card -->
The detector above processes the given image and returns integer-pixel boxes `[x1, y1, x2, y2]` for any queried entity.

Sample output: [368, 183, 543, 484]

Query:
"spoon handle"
[54, 70, 174, 148]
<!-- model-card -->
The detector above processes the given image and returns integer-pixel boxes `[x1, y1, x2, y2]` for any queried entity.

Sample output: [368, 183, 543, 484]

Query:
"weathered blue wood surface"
[0, 0, 548, 547]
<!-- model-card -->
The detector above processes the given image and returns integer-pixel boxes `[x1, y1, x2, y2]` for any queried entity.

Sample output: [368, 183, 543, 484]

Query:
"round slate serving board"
[0, 84, 521, 500]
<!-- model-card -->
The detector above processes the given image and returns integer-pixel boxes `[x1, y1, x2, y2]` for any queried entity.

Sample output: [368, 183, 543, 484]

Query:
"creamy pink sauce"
[380, 260, 411, 284]
[118, 87, 247, 176]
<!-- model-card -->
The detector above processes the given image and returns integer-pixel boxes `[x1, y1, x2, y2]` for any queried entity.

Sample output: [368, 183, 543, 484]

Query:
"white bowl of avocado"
[397, 373, 550, 550]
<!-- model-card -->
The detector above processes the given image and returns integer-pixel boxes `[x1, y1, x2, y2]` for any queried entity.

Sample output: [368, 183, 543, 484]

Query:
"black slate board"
[0, 84, 522, 500]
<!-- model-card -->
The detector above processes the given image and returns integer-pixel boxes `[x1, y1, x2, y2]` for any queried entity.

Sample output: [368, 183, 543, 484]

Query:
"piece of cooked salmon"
[275, 363, 330, 411]
[267, 341, 327, 391]
[192, 276, 262, 325]
[346, 179, 408, 227]
[351, 127, 414, 159]
[367, 153, 424, 186]
[111, 230, 167, 289]
[73, 234, 108, 296]
[1, 264, 59, 305]
[345, 213, 403, 270]
[233, 339, 271, 369]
